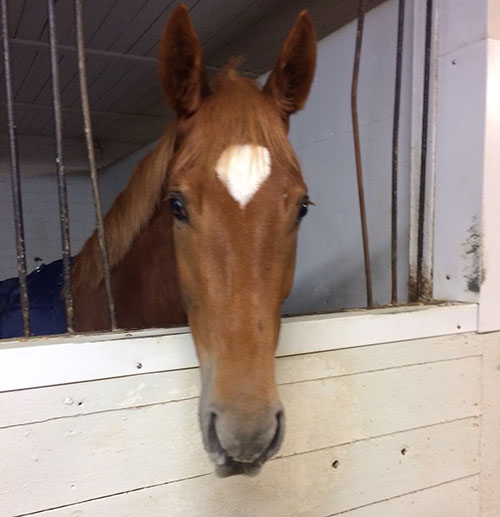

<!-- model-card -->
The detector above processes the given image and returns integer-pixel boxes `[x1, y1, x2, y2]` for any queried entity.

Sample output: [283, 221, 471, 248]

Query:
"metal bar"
[351, 0, 373, 308]
[9, 37, 258, 76]
[46, 0, 74, 332]
[391, 0, 405, 305]
[1, 0, 30, 336]
[3, 101, 167, 122]
[416, 0, 433, 300]
[74, 0, 117, 330]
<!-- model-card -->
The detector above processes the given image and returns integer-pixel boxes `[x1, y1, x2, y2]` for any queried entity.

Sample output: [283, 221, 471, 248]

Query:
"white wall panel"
[32, 419, 480, 517]
[0, 332, 484, 516]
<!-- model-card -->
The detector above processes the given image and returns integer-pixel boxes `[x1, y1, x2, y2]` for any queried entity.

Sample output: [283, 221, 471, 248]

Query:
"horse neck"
[73, 203, 186, 332]
[110, 203, 186, 329]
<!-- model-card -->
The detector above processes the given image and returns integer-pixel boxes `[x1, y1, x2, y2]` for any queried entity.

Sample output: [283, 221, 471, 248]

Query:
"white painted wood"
[490, 0, 500, 39]
[276, 303, 477, 358]
[0, 303, 478, 392]
[31, 419, 480, 517]
[478, 38, 500, 332]
[0, 368, 200, 429]
[0, 332, 481, 429]
[408, 0, 437, 298]
[337, 475, 479, 517]
[480, 333, 500, 516]
[279, 357, 481, 458]
[432, 39, 486, 302]
[437, 0, 487, 58]
[0, 355, 481, 515]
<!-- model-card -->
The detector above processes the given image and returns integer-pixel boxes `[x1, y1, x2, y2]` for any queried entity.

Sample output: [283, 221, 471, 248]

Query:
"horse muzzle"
[200, 402, 285, 477]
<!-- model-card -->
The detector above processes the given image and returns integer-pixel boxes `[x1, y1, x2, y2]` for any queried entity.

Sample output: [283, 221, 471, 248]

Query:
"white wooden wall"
[1, 319, 499, 516]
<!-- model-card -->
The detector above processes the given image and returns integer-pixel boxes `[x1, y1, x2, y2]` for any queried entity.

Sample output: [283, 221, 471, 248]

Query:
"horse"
[2, 5, 317, 477]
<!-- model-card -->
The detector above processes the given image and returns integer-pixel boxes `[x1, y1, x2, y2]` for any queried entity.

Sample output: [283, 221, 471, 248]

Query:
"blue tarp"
[0, 259, 68, 339]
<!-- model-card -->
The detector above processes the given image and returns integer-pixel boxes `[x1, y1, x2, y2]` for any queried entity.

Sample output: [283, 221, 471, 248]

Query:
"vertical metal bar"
[391, 0, 405, 305]
[46, 0, 74, 332]
[416, 0, 433, 300]
[74, 0, 117, 330]
[351, 0, 373, 308]
[1, 0, 30, 336]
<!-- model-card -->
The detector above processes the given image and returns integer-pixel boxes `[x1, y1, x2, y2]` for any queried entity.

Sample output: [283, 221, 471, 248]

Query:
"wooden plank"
[7, 0, 26, 39]
[0, 368, 200, 429]
[11, 48, 39, 98]
[104, 73, 162, 114]
[46, 0, 77, 47]
[29, 418, 480, 517]
[185, 0, 283, 59]
[78, 0, 116, 47]
[336, 475, 479, 517]
[279, 356, 481, 458]
[276, 304, 477, 358]
[14, 0, 47, 40]
[85, 61, 134, 109]
[478, 39, 500, 332]
[208, 0, 386, 73]
[122, 0, 199, 57]
[32, 54, 78, 107]
[432, 39, 486, 302]
[25, 108, 53, 135]
[0, 332, 481, 428]
[0, 357, 480, 514]
[0, 304, 478, 392]
[106, 0, 177, 54]
[63, 56, 110, 108]
[91, 63, 143, 112]
[480, 332, 500, 516]
[13, 53, 51, 106]
[85, 0, 145, 51]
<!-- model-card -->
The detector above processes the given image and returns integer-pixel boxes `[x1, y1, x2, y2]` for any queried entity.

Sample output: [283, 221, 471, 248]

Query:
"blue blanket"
[0, 259, 68, 339]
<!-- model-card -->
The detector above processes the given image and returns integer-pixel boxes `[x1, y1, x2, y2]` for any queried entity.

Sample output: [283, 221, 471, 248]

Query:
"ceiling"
[0, 0, 384, 175]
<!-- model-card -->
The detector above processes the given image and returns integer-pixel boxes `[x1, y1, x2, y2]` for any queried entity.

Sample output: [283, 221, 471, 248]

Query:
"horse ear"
[159, 4, 209, 117]
[263, 10, 316, 119]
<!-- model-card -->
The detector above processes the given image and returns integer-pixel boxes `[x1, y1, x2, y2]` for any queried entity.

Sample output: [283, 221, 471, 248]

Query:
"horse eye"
[169, 196, 188, 221]
[297, 201, 309, 222]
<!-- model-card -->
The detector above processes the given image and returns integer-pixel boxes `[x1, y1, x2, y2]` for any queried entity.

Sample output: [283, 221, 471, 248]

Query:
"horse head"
[159, 5, 316, 477]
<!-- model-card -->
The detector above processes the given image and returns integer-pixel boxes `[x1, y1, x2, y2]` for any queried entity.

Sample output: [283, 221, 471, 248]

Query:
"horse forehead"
[215, 144, 271, 208]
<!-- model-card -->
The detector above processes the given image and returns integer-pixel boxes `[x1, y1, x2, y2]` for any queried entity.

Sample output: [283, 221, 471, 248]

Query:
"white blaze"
[215, 144, 271, 208]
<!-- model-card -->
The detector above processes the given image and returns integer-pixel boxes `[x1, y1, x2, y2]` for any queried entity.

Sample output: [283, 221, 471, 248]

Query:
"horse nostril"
[206, 411, 227, 465]
[261, 409, 285, 462]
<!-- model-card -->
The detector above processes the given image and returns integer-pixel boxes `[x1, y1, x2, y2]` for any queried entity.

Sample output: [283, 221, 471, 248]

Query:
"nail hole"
[446, 275, 451, 280]
[136, 362, 143, 369]
[400, 447, 408, 456]
[451, 59, 457, 65]
[457, 324, 461, 330]
[77, 401, 83, 407]
[331, 460, 339, 469]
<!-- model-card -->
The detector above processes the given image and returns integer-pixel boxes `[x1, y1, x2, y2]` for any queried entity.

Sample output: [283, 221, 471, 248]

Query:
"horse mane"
[71, 126, 176, 291]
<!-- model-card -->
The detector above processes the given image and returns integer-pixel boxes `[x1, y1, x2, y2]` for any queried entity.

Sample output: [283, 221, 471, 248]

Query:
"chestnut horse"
[72, 5, 316, 477]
